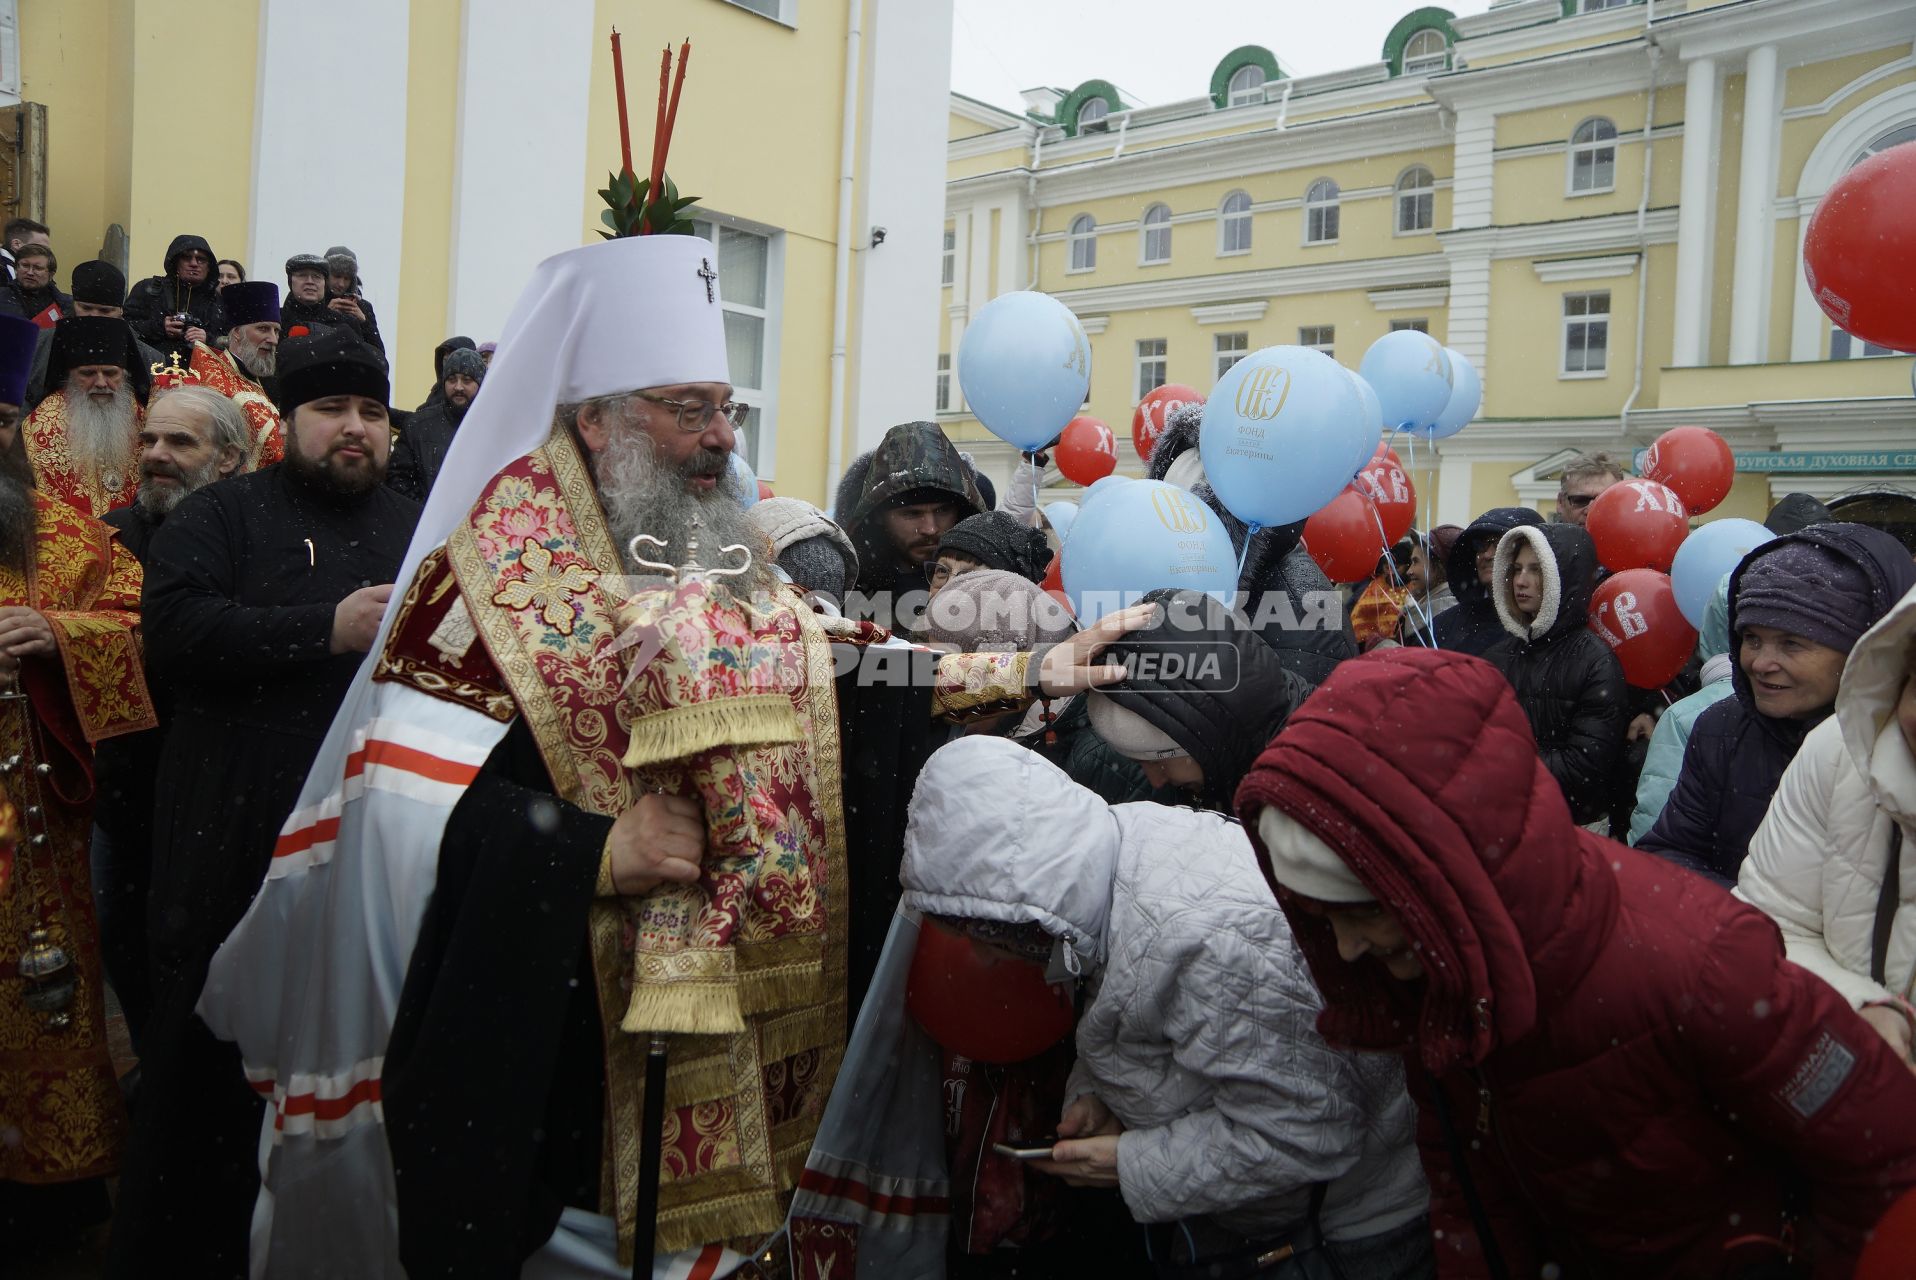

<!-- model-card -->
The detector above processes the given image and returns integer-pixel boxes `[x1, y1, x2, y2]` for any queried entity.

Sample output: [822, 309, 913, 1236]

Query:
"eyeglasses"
[1559, 492, 1598, 509]
[635, 393, 750, 433]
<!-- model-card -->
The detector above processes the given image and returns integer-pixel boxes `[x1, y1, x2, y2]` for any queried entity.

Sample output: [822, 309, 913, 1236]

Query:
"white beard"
[596, 426, 775, 602]
[64, 384, 138, 482]
[229, 330, 276, 379]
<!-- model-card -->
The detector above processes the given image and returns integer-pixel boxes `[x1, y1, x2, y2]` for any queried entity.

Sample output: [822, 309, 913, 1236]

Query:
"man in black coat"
[1637, 523, 1916, 884]
[836, 420, 986, 640]
[106, 327, 420, 1279]
[1428, 505, 1546, 657]
[124, 234, 224, 361]
[388, 345, 483, 501]
[5, 242, 71, 323]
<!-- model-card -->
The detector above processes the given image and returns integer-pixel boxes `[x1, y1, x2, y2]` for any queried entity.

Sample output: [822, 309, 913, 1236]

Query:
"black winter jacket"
[125, 234, 225, 360]
[1096, 587, 1310, 813]
[387, 400, 465, 503]
[1636, 523, 1916, 885]
[1429, 506, 1545, 657]
[837, 422, 985, 601]
[1483, 523, 1627, 825]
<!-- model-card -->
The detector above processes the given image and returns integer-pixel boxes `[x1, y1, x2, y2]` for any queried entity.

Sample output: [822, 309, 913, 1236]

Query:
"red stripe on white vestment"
[795, 1167, 951, 1218]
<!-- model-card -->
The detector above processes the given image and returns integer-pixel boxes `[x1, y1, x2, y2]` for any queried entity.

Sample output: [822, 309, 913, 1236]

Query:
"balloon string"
[1406, 431, 1437, 649]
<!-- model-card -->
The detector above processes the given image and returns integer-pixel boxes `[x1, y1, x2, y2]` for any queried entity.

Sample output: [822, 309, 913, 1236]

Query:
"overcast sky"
[951, 0, 1501, 112]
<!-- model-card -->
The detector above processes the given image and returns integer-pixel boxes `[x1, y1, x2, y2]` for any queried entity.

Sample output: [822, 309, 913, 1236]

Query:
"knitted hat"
[276, 324, 389, 415]
[748, 497, 857, 577]
[938, 510, 1053, 583]
[1734, 538, 1877, 655]
[70, 260, 127, 308]
[323, 245, 358, 279]
[1085, 691, 1186, 761]
[926, 569, 1074, 652]
[1257, 807, 1374, 905]
[442, 347, 486, 382]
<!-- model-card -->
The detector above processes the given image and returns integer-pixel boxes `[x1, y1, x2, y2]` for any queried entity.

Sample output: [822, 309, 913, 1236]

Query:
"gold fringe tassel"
[621, 695, 800, 768]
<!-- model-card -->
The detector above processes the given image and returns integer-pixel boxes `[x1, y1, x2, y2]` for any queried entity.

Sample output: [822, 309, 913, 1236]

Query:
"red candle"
[610, 28, 633, 178]
[651, 46, 671, 202]
[658, 40, 691, 191]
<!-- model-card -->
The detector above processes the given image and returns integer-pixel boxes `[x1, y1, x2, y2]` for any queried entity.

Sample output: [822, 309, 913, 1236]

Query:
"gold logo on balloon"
[1151, 486, 1208, 534]
[1232, 363, 1291, 422]
[1062, 319, 1090, 378]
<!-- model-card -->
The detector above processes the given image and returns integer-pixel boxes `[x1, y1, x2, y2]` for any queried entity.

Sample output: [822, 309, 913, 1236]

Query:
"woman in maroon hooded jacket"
[1235, 647, 1916, 1279]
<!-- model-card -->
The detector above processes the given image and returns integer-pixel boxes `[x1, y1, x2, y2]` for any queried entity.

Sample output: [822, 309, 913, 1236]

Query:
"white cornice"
[1440, 206, 1679, 261]
[1453, 0, 1561, 42]
[950, 92, 1029, 131]
[1190, 301, 1270, 324]
[1455, 3, 1649, 64]
[1033, 105, 1449, 207]
[1078, 315, 1110, 335]
[1650, 0, 1916, 66]
[1286, 62, 1394, 96]
[1051, 252, 1448, 315]
[1368, 284, 1450, 310]
[1533, 252, 1640, 282]
[1427, 40, 1672, 113]
[949, 126, 1033, 162]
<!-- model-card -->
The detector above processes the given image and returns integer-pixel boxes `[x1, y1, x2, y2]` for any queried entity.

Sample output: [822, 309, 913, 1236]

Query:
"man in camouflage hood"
[835, 420, 985, 638]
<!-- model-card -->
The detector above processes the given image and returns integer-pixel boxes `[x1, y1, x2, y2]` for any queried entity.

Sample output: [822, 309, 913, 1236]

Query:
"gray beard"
[65, 385, 138, 482]
[230, 331, 276, 379]
[136, 451, 225, 517]
[596, 428, 775, 602]
[0, 466, 34, 574]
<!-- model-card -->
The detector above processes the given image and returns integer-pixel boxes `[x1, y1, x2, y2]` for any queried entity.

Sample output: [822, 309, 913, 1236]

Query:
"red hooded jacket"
[1235, 648, 1916, 1279]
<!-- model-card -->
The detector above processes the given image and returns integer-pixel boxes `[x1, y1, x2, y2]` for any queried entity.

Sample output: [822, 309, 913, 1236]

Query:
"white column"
[849, 0, 953, 440]
[446, 0, 594, 343]
[1445, 253, 1492, 383]
[1728, 44, 1781, 366]
[1449, 107, 1496, 230]
[1435, 449, 1475, 528]
[1671, 56, 1719, 367]
[251, 0, 410, 344]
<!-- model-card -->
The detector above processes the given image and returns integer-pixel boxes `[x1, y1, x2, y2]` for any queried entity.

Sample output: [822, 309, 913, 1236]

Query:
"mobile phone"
[991, 1138, 1059, 1161]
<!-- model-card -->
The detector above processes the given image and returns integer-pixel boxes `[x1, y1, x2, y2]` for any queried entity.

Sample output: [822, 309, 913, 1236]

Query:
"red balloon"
[1371, 441, 1403, 469]
[905, 917, 1074, 1064]
[1640, 426, 1733, 515]
[1354, 454, 1416, 546]
[1803, 141, 1916, 354]
[1588, 569, 1697, 690]
[1040, 555, 1074, 616]
[1056, 415, 1117, 485]
[1132, 384, 1203, 463]
[1303, 486, 1391, 583]
[1586, 479, 1690, 573]
[756, 480, 775, 501]
[1858, 1186, 1916, 1280]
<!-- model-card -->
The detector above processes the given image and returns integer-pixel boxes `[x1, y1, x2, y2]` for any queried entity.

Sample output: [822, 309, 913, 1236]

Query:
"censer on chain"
[2, 676, 76, 1028]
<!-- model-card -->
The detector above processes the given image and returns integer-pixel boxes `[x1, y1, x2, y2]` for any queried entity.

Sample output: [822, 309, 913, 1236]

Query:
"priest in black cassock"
[107, 326, 419, 1279]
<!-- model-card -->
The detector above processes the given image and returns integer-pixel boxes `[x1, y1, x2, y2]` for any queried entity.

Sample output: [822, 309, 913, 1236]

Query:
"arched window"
[1218, 191, 1253, 254]
[1402, 28, 1450, 76]
[1077, 97, 1110, 131]
[1304, 179, 1340, 244]
[1569, 117, 1618, 193]
[1068, 214, 1097, 273]
[1850, 120, 1916, 168]
[1139, 204, 1171, 265]
[1395, 166, 1435, 233]
[1227, 64, 1266, 107]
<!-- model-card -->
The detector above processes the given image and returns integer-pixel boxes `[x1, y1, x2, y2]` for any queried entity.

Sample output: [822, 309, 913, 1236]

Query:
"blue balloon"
[1042, 500, 1079, 543]
[1359, 329, 1454, 432]
[1345, 370, 1384, 478]
[957, 291, 1092, 451]
[1671, 518, 1774, 629]
[727, 452, 759, 508]
[1199, 346, 1366, 528]
[1417, 348, 1481, 442]
[1060, 478, 1238, 624]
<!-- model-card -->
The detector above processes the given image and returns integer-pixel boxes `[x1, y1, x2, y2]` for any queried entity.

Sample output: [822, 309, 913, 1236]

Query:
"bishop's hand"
[607, 792, 706, 895]
[1034, 602, 1157, 697]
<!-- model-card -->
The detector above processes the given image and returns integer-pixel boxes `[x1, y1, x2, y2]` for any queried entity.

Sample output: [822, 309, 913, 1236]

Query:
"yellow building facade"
[14, 0, 955, 507]
[941, 0, 1916, 527]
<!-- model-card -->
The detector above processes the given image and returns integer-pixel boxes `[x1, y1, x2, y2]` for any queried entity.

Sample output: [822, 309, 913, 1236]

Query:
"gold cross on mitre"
[148, 350, 202, 390]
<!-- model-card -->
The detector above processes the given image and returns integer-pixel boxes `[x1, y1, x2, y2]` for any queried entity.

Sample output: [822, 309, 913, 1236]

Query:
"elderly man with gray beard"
[22, 314, 151, 515]
[89, 385, 256, 1056]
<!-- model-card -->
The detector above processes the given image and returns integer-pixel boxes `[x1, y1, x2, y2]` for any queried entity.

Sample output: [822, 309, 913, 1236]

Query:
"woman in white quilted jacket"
[900, 735, 1433, 1279]
[1738, 579, 1916, 1065]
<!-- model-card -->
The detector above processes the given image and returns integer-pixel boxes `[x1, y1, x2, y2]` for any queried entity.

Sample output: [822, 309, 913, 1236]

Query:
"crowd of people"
[1, 219, 1914, 1280]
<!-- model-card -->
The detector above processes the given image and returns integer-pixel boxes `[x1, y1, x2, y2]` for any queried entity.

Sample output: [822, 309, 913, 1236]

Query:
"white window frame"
[1577, 0, 1634, 12]
[1217, 191, 1252, 256]
[1227, 64, 1266, 108]
[1567, 117, 1618, 196]
[1136, 338, 1168, 401]
[1394, 166, 1435, 235]
[1561, 290, 1611, 378]
[940, 227, 955, 287]
[935, 353, 952, 411]
[1067, 214, 1097, 274]
[1214, 332, 1248, 381]
[1077, 97, 1110, 131]
[1390, 318, 1430, 334]
[720, 0, 797, 26]
[1298, 325, 1335, 357]
[1850, 121, 1916, 168]
[1829, 327, 1896, 360]
[1402, 29, 1450, 76]
[1139, 203, 1171, 266]
[692, 215, 784, 476]
[1304, 179, 1340, 245]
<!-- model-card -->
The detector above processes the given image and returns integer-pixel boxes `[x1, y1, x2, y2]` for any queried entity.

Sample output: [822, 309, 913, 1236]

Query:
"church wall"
[394, 0, 460, 410]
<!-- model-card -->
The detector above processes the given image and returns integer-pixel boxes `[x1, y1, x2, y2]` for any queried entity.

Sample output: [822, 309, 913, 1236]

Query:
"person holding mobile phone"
[900, 737, 1433, 1280]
